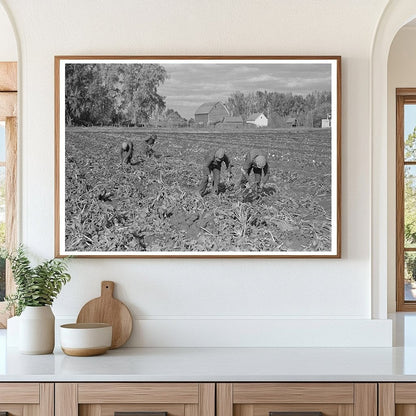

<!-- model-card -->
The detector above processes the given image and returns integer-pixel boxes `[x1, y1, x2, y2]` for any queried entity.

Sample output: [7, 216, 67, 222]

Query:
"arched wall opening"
[372, 0, 416, 319]
[0, 0, 19, 327]
[387, 19, 416, 313]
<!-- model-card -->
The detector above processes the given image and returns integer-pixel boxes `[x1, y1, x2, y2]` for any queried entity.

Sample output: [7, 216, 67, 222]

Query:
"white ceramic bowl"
[60, 323, 112, 356]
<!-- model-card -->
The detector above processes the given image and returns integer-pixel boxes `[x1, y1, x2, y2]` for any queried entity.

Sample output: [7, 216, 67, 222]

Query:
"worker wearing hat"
[120, 134, 157, 165]
[240, 149, 270, 192]
[136, 134, 157, 159]
[198, 148, 231, 196]
[120, 140, 134, 164]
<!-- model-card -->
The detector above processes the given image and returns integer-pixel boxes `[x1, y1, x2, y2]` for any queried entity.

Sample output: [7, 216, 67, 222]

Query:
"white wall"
[0, 3, 16, 61]
[0, 0, 394, 347]
[387, 26, 416, 312]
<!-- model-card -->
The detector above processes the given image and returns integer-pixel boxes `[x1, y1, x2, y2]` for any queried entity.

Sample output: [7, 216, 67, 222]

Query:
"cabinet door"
[55, 383, 215, 416]
[379, 383, 416, 416]
[0, 383, 53, 416]
[217, 383, 377, 416]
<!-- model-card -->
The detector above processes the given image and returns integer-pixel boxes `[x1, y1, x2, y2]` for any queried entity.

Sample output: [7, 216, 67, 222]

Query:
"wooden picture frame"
[55, 56, 341, 258]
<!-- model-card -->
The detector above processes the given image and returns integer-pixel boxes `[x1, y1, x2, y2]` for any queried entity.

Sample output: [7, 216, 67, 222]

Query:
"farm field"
[64, 127, 333, 253]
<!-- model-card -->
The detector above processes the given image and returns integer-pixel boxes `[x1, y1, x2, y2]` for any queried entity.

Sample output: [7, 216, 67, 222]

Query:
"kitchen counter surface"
[2, 313, 416, 382]
[2, 345, 416, 382]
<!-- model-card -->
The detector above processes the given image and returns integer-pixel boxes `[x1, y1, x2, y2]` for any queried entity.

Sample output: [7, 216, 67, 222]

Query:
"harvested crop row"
[65, 127, 332, 253]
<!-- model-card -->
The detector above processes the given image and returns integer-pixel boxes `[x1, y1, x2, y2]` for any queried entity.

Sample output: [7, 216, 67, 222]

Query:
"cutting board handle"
[101, 281, 115, 298]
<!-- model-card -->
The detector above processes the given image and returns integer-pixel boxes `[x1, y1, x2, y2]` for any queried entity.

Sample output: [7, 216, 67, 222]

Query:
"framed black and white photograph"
[55, 56, 341, 258]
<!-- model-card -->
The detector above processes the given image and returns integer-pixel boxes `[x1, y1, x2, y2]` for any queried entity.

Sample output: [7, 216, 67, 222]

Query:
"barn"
[246, 112, 268, 127]
[194, 102, 229, 126]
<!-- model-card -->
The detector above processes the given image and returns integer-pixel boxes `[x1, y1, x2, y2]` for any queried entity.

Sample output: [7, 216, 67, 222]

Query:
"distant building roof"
[195, 102, 219, 115]
[247, 112, 266, 121]
[223, 115, 244, 123]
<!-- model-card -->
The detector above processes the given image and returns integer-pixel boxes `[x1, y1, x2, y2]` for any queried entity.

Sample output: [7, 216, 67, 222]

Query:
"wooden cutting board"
[76, 281, 133, 349]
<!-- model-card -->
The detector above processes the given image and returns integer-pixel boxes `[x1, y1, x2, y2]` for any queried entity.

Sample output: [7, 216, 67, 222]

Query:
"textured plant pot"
[19, 306, 55, 354]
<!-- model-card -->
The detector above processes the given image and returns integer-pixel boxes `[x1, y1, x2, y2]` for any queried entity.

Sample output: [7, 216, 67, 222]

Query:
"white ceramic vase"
[19, 305, 55, 354]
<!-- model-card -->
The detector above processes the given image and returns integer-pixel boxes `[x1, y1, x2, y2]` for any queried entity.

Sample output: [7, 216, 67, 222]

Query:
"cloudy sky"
[157, 61, 332, 120]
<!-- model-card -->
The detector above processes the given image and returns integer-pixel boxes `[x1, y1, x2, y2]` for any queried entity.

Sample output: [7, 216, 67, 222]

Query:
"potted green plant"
[4, 246, 71, 354]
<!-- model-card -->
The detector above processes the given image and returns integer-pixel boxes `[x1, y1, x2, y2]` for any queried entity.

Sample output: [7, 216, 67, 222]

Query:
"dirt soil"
[64, 127, 333, 253]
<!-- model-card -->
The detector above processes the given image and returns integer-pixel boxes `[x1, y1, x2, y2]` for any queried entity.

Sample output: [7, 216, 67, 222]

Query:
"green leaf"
[5, 245, 71, 316]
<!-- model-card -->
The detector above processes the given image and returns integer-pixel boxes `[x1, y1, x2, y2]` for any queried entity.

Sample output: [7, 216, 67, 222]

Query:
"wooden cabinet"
[0, 380, 411, 416]
[217, 383, 377, 416]
[379, 383, 416, 416]
[55, 383, 215, 416]
[0, 383, 53, 416]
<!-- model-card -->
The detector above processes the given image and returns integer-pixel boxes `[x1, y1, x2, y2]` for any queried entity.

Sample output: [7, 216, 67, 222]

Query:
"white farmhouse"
[321, 114, 332, 128]
[246, 112, 268, 127]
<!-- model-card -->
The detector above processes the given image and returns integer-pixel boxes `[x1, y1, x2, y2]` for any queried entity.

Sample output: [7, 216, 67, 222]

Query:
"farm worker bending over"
[199, 148, 231, 196]
[240, 149, 269, 192]
[120, 140, 134, 164]
[136, 134, 157, 159]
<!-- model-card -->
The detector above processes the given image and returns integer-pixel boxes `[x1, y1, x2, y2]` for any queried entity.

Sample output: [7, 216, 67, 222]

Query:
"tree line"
[226, 90, 331, 128]
[65, 63, 168, 126]
[65, 63, 331, 128]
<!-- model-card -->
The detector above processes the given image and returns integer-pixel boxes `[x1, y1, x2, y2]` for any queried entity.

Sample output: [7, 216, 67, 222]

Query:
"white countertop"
[2, 313, 416, 382]
[2, 345, 416, 382]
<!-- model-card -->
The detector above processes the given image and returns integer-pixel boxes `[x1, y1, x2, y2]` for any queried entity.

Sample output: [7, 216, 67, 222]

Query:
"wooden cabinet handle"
[270, 413, 323, 416]
[115, 412, 167, 416]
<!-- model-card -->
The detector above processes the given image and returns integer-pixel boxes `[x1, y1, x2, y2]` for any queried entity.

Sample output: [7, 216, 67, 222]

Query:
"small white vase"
[19, 306, 55, 354]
